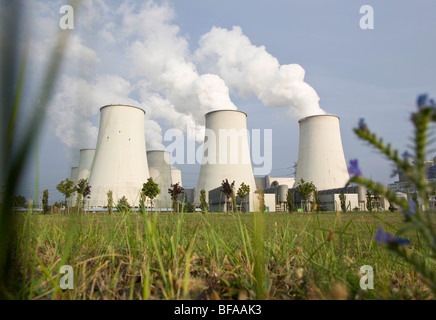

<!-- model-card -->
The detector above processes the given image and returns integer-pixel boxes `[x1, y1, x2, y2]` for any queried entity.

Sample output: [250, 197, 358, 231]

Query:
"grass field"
[7, 210, 435, 300]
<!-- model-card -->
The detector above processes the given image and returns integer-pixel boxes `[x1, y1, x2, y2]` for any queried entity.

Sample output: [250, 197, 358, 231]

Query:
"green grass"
[6, 210, 435, 300]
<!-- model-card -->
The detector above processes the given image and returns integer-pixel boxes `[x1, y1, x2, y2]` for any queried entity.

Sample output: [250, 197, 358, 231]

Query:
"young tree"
[42, 189, 50, 214]
[366, 190, 373, 212]
[13, 195, 26, 208]
[142, 177, 161, 212]
[168, 183, 184, 213]
[339, 190, 347, 212]
[313, 187, 321, 213]
[117, 196, 131, 213]
[76, 179, 91, 210]
[286, 190, 294, 213]
[107, 190, 113, 214]
[141, 178, 160, 212]
[295, 179, 316, 212]
[221, 179, 235, 213]
[237, 182, 250, 213]
[56, 178, 75, 208]
[184, 202, 195, 213]
[200, 189, 208, 214]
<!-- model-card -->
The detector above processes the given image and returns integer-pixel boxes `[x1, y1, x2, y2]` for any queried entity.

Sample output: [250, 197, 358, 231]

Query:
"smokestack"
[195, 110, 258, 211]
[147, 150, 172, 209]
[88, 105, 150, 207]
[71, 149, 95, 206]
[294, 115, 349, 191]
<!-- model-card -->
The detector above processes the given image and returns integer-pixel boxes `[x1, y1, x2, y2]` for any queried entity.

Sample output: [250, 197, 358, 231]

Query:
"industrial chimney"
[147, 150, 172, 209]
[195, 110, 258, 211]
[71, 149, 95, 206]
[88, 105, 150, 207]
[293, 114, 349, 191]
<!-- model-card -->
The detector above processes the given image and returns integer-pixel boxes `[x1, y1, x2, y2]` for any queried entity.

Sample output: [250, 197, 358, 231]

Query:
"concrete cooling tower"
[171, 168, 182, 187]
[70, 167, 79, 186]
[69, 167, 79, 207]
[293, 114, 349, 191]
[88, 105, 150, 207]
[147, 150, 172, 209]
[71, 149, 95, 206]
[195, 110, 258, 211]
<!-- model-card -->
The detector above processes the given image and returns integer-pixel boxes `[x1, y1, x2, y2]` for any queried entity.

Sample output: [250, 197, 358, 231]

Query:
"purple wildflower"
[348, 159, 362, 177]
[417, 94, 436, 109]
[402, 151, 412, 160]
[408, 201, 416, 215]
[375, 227, 411, 246]
[358, 118, 368, 132]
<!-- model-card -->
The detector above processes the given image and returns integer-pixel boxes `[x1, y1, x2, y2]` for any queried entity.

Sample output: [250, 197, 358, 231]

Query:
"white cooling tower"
[147, 150, 172, 208]
[69, 167, 79, 207]
[70, 167, 79, 185]
[171, 168, 182, 187]
[293, 114, 349, 191]
[195, 110, 258, 211]
[71, 149, 95, 206]
[88, 105, 150, 207]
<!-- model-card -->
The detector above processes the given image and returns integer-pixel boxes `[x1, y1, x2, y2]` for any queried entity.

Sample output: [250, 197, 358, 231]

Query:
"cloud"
[49, 75, 164, 151]
[195, 26, 325, 119]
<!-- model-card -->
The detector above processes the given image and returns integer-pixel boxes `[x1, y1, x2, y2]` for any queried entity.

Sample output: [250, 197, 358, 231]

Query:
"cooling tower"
[71, 149, 95, 206]
[70, 167, 79, 185]
[69, 167, 79, 207]
[195, 110, 258, 211]
[88, 105, 150, 207]
[171, 168, 182, 187]
[147, 150, 172, 208]
[293, 114, 349, 191]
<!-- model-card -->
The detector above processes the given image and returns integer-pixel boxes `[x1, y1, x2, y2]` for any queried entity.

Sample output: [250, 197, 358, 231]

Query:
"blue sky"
[6, 0, 436, 202]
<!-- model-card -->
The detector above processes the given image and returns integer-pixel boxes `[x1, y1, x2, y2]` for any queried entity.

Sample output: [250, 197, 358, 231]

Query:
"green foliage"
[76, 179, 91, 209]
[313, 187, 321, 213]
[221, 179, 235, 213]
[237, 183, 250, 199]
[339, 190, 347, 213]
[168, 183, 184, 213]
[184, 202, 195, 213]
[13, 195, 26, 208]
[350, 98, 436, 295]
[117, 196, 131, 212]
[256, 189, 266, 213]
[142, 178, 161, 210]
[286, 190, 294, 213]
[42, 189, 49, 214]
[237, 182, 250, 213]
[295, 179, 316, 212]
[199, 189, 208, 214]
[366, 190, 373, 212]
[56, 178, 75, 208]
[107, 190, 113, 215]
[0, 0, 80, 298]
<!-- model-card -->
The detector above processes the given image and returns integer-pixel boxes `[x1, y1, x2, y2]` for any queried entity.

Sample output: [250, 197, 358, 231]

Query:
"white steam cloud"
[38, 0, 325, 158]
[195, 26, 325, 119]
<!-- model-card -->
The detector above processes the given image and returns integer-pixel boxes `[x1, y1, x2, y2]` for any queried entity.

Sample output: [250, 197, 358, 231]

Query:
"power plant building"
[294, 115, 349, 191]
[195, 110, 259, 212]
[88, 105, 150, 207]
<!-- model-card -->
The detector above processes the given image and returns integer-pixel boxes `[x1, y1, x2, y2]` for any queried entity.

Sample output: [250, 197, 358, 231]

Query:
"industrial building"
[70, 149, 95, 207]
[147, 150, 172, 209]
[195, 110, 260, 212]
[88, 105, 150, 207]
[65, 102, 392, 213]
